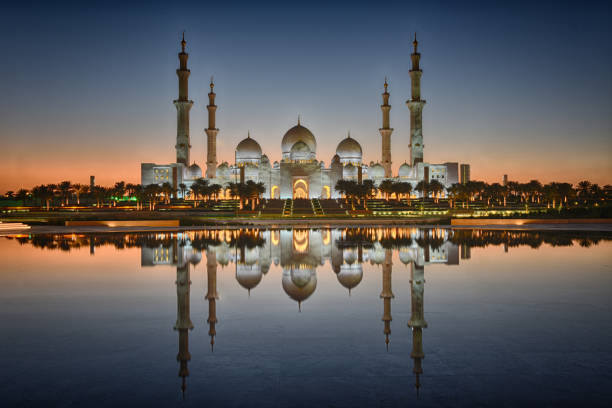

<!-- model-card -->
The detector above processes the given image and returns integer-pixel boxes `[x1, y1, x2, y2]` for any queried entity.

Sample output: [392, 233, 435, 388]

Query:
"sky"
[0, 0, 611, 191]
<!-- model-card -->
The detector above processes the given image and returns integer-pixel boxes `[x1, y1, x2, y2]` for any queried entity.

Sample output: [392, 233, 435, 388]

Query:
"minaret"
[408, 261, 428, 394]
[174, 33, 194, 165]
[205, 78, 219, 178]
[174, 263, 194, 396]
[380, 249, 394, 350]
[379, 78, 393, 178]
[205, 249, 219, 350]
[406, 33, 426, 167]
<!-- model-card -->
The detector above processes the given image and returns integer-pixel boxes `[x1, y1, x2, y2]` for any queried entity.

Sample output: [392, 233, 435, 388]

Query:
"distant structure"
[460, 164, 471, 185]
[89, 176, 95, 190]
[503, 174, 508, 187]
[141, 33, 470, 198]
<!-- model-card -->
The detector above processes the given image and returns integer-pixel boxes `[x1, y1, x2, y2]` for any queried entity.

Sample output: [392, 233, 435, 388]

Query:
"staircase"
[282, 199, 293, 216]
[311, 198, 324, 215]
[211, 199, 240, 212]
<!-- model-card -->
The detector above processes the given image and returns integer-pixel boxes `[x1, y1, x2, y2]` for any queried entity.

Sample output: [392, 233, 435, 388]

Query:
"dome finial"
[297, 114, 301, 126]
[348, 130, 351, 139]
[384, 76, 388, 91]
[247, 130, 250, 138]
[413, 32, 418, 53]
[298, 300, 302, 312]
[181, 31, 186, 52]
[210, 75, 214, 90]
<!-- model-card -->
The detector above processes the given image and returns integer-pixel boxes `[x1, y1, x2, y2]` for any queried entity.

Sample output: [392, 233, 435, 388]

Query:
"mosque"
[141, 34, 470, 198]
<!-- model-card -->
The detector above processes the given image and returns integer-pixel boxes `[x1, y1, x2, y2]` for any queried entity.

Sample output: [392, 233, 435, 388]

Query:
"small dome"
[369, 242, 385, 265]
[399, 162, 411, 178]
[369, 163, 384, 179]
[187, 163, 202, 179]
[337, 264, 363, 291]
[236, 134, 262, 162]
[399, 248, 413, 265]
[336, 134, 362, 163]
[236, 264, 263, 291]
[281, 123, 316, 158]
[187, 250, 202, 265]
[331, 154, 341, 164]
[216, 162, 230, 179]
[343, 163, 358, 179]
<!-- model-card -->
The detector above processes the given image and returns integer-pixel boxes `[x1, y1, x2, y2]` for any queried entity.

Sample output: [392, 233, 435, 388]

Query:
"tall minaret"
[205, 78, 219, 178]
[408, 261, 428, 394]
[174, 263, 194, 395]
[205, 249, 219, 350]
[407, 33, 426, 167]
[380, 249, 394, 350]
[174, 33, 194, 165]
[379, 79, 393, 178]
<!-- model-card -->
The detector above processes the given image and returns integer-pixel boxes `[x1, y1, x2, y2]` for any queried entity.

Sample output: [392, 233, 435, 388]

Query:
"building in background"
[460, 164, 471, 185]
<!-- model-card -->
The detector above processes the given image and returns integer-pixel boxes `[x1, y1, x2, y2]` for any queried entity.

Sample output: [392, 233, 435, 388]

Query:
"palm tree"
[428, 180, 444, 204]
[416, 180, 429, 202]
[133, 184, 145, 210]
[161, 182, 174, 204]
[378, 180, 394, 201]
[57, 181, 73, 205]
[74, 184, 89, 205]
[178, 183, 187, 200]
[16, 188, 29, 205]
[577, 180, 591, 202]
[209, 184, 222, 201]
[4, 191, 15, 199]
[32, 184, 55, 210]
[144, 184, 162, 210]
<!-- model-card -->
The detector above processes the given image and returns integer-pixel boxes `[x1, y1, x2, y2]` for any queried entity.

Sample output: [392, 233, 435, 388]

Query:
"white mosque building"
[141, 34, 469, 199]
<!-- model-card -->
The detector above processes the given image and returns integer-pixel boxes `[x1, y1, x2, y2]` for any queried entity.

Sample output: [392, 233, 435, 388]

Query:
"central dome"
[281, 123, 316, 159]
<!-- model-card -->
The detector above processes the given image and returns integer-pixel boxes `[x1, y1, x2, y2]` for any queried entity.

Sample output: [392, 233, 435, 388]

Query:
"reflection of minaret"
[174, 263, 194, 396]
[380, 79, 393, 177]
[407, 33, 426, 167]
[174, 32, 194, 165]
[205, 78, 219, 178]
[408, 262, 428, 394]
[206, 250, 219, 350]
[380, 249, 394, 350]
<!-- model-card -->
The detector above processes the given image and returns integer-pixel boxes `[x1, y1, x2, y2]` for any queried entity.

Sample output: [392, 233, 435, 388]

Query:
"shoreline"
[2, 219, 611, 235]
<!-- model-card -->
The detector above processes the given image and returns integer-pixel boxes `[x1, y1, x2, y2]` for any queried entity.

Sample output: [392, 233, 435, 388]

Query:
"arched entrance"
[293, 179, 309, 199]
[271, 185, 279, 199]
[322, 185, 330, 199]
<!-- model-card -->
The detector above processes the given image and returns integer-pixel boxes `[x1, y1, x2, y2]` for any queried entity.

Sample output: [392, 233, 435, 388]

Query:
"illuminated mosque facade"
[141, 34, 469, 198]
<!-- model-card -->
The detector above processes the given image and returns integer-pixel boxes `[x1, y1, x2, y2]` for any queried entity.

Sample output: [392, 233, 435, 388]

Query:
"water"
[1, 228, 611, 407]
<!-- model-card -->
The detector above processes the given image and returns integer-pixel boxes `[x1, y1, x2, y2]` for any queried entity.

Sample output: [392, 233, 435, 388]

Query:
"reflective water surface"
[1, 228, 611, 407]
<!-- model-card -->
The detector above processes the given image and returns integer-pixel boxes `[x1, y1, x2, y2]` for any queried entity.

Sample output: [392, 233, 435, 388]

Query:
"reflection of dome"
[369, 163, 384, 179]
[369, 243, 385, 265]
[281, 124, 316, 158]
[236, 264, 263, 291]
[236, 134, 262, 162]
[343, 248, 357, 265]
[399, 248, 413, 265]
[337, 264, 363, 292]
[188, 250, 202, 265]
[282, 267, 317, 306]
[187, 163, 202, 179]
[216, 162, 230, 179]
[343, 163, 358, 179]
[399, 162, 411, 178]
[336, 134, 362, 163]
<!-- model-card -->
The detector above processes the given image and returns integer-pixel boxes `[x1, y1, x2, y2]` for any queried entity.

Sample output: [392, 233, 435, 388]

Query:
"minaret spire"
[407, 32, 425, 168]
[380, 249, 394, 350]
[206, 250, 219, 352]
[205, 76, 219, 178]
[174, 263, 194, 395]
[174, 33, 194, 165]
[379, 78, 393, 177]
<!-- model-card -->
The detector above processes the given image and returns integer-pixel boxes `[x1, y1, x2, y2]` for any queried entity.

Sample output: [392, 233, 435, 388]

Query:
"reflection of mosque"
[140, 228, 460, 395]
